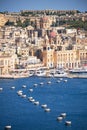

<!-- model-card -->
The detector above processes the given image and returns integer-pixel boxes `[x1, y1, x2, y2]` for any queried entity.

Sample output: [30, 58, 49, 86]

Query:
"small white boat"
[5, 125, 11, 129]
[21, 94, 26, 98]
[17, 92, 22, 96]
[60, 78, 63, 80]
[22, 85, 26, 88]
[0, 88, 3, 91]
[33, 84, 38, 87]
[17, 90, 23, 96]
[11, 86, 15, 89]
[29, 89, 33, 92]
[28, 96, 33, 100]
[44, 108, 51, 112]
[65, 121, 72, 125]
[41, 104, 47, 108]
[57, 116, 63, 121]
[47, 81, 51, 84]
[56, 80, 60, 83]
[64, 79, 68, 82]
[29, 98, 35, 102]
[34, 101, 39, 105]
[40, 82, 44, 85]
[60, 113, 66, 117]
[17, 90, 23, 93]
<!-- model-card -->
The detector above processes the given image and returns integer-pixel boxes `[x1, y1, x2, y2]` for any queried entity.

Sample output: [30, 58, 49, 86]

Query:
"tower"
[42, 34, 54, 68]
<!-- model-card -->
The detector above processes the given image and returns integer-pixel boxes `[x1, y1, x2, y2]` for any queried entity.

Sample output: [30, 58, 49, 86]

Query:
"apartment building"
[0, 54, 18, 75]
[42, 33, 87, 69]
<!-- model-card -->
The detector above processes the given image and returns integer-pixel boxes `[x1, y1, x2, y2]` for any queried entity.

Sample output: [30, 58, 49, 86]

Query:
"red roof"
[50, 31, 56, 38]
[42, 16, 48, 22]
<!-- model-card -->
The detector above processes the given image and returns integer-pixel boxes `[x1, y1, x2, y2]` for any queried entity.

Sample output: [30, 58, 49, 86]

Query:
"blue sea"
[0, 77, 87, 130]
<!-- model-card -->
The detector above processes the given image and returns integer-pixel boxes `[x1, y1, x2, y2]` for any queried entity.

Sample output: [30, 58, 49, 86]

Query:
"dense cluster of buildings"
[0, 10, 87, 76]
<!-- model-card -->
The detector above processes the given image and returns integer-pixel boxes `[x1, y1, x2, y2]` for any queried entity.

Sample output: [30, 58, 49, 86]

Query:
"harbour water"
[0, 77, 87, 130]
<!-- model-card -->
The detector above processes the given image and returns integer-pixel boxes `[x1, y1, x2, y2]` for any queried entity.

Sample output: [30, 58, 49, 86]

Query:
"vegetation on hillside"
[4, 10, 87, 30]
[51, 20, 87, 30]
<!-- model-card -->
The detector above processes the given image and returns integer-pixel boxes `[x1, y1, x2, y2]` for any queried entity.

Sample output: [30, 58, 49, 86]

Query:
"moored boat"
[40, 82, 44, 85]
[22, 85, 26, 88]
[11, 86, 15, 89]
[41, 104, 47, 108]
[47, 81, 51, 84]
[5, 125, 11, 130]
[44, 108, 51, 112]
[29, 88, 33, 92]
[28, 96, 33, 100]
[65, 121, 72, 126]
[54, 70, 67, 77]
[21, 94, 26, 98]
[69, 68, 87, 74]
[57, 116, 63, 121]
[17, 90, 23, 96]
[33, 83, 38, 87]
[0, 87, 3, 91]
[29, 98, 35, 102]
[34, 101, 39, 105]
[60, 113, 66, 117]
[35, 69, 46, 77]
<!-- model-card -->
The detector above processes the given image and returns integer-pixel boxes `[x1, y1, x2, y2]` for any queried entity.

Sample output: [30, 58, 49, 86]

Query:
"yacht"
[69, 68, 87, 74]
[35, 69, 46, 77]
[54, 69, 67, 77]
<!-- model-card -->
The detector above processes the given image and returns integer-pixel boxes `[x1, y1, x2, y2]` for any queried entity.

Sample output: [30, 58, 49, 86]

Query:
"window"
[48, 47, 50, 50]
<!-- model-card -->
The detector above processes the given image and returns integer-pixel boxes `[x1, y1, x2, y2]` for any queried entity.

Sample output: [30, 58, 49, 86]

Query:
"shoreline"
[0, 74, 29, 79]
[0, 74, 87, 79]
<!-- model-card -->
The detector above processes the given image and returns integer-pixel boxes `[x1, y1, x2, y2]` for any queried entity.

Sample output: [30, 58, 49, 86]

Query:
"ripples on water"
[0, 77, 87, 130]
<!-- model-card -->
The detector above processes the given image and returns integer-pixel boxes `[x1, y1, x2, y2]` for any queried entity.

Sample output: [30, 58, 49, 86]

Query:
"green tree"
[5, 20, 14, 26]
